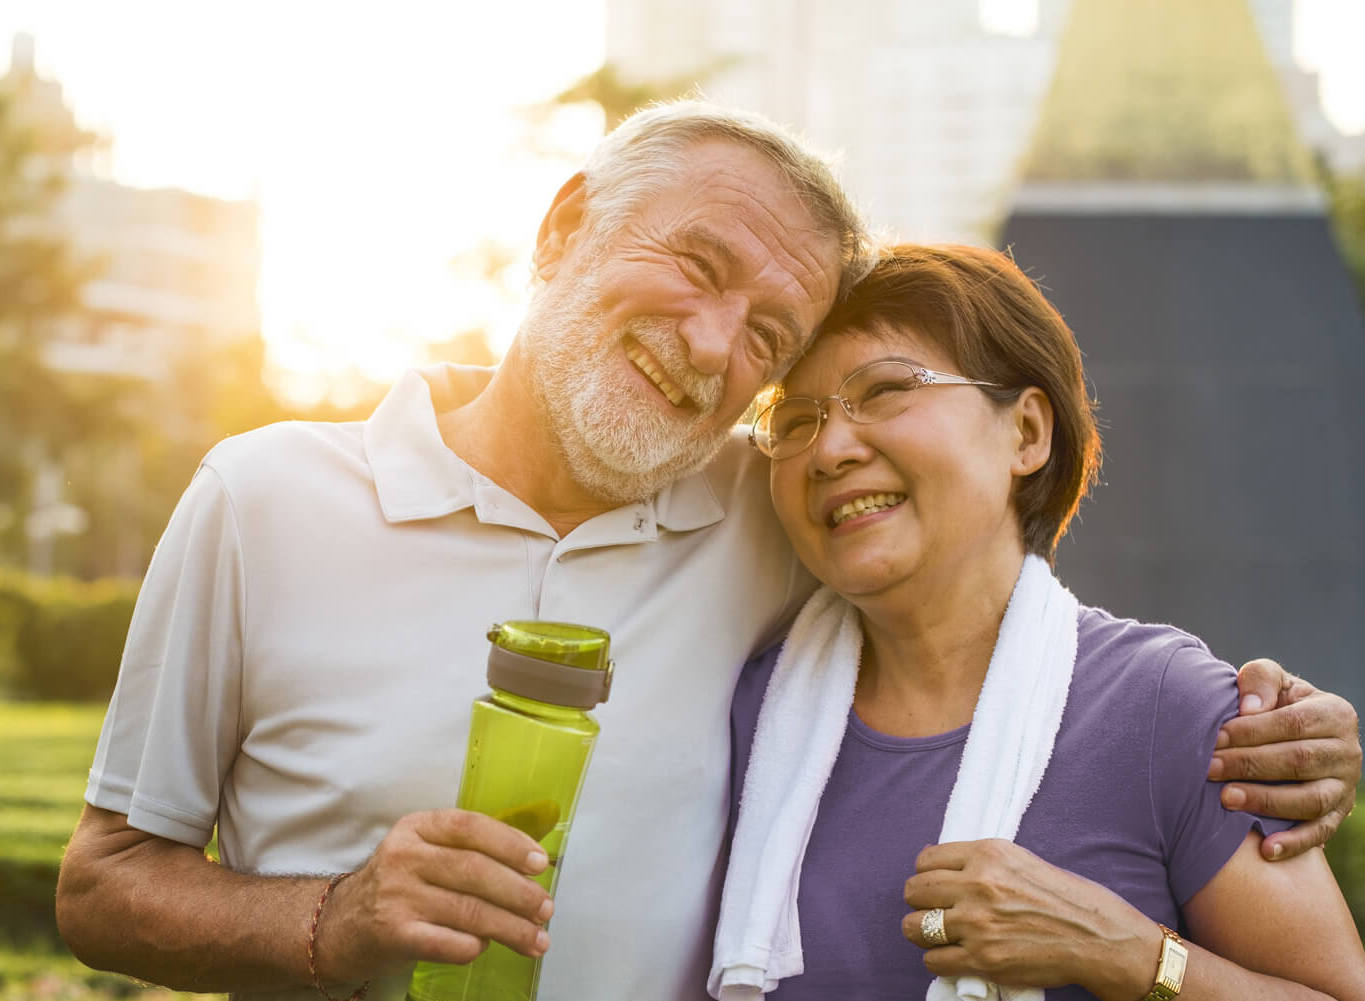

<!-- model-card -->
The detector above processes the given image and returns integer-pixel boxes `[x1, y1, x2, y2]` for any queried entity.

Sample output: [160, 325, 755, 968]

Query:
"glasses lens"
[756, 398, 822, 458]
[843, 360, 924, 423]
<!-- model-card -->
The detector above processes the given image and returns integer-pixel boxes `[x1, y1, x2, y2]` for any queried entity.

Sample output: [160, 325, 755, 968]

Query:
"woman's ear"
[533, 172, 588, 281]
[1012, 387, 1053, 477]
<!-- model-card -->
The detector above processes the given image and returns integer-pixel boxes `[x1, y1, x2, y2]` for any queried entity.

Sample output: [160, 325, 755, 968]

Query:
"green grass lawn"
[0, 700, 223, 1000]
[0, 702, 102, 867]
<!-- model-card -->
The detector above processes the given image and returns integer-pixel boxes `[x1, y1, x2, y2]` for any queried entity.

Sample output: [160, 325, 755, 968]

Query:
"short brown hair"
[815, 243, 1102, 561]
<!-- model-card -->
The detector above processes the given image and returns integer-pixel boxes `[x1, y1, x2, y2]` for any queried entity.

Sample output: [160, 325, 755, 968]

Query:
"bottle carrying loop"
[486, 644, 614, 709]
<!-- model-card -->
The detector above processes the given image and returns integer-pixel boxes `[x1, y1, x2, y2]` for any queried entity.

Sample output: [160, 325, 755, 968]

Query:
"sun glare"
[1296, 0, 1365, 134]
[1, 0, 606, 401]
[980, 0, 1039, 37]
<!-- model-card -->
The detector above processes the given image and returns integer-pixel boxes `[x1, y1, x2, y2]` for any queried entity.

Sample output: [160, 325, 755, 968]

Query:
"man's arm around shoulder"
[1211, 659, 1362, 860]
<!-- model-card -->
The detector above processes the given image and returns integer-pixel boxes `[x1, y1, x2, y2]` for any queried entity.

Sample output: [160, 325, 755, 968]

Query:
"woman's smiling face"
[768, 322, 1035, 603]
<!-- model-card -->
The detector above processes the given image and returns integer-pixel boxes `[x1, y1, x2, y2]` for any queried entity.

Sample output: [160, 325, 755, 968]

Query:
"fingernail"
[1241, 693, 1263, 712]
[1270, 842, 1284, 860]
[1215, 729, 1230, 749]
[527, 850, 549, 872]
[538, 897, 554, 922]
[535, 929, 551, 954]
[1223, 786, 1246, 809]
[1208, 756, 1224, 779]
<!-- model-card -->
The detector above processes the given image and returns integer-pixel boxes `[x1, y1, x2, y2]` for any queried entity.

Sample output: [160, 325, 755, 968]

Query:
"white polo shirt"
[86, 364, 814, 1001]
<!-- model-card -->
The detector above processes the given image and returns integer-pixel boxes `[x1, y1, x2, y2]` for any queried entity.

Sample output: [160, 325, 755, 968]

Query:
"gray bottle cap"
[487, 643, 614, 709]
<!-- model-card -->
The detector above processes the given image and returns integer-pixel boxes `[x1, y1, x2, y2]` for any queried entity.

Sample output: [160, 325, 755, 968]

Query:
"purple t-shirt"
[727, 605, 1291, 1001]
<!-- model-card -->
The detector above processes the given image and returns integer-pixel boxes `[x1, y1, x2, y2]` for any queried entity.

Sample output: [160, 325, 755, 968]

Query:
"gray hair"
[577, 100, 874, 302]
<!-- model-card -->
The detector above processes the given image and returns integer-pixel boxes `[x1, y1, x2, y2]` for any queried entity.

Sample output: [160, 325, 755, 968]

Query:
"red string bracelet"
[306, 872, 370, 1001]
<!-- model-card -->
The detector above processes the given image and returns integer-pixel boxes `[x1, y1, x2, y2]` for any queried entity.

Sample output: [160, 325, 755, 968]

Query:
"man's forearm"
[58, 802, 554, 993]
[57, 805, 327, 993]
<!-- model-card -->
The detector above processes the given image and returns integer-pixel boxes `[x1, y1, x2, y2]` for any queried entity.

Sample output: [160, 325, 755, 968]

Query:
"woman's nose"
[807, 402, 872, 477]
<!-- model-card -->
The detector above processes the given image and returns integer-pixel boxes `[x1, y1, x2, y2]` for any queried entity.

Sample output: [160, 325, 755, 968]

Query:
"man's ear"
[1012, 387, 1053, 477]
[534, 172, 589, 281]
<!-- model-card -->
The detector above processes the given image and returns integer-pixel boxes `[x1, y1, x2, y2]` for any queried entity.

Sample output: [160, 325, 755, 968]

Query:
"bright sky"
[1, 0, 1362, 401]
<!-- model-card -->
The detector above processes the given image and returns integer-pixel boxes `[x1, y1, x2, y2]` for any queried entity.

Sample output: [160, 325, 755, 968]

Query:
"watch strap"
[1139, 925, 1188, 1001]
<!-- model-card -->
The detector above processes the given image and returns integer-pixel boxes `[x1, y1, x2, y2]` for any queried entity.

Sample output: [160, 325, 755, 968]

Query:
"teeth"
[625, 345, 687, 407]
[830, 493, 906, 526]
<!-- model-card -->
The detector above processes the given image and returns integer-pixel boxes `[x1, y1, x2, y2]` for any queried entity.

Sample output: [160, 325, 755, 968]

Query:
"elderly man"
[56, 103, 1360, 1001]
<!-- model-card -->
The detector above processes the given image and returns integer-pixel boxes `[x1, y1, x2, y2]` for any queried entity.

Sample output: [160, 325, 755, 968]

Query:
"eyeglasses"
[748, 358, 1000, 460]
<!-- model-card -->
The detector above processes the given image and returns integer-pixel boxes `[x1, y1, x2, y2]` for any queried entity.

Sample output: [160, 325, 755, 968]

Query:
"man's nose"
[678, 293, 748, 376]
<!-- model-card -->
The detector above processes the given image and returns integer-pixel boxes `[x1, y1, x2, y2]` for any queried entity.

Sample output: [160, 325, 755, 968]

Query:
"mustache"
[625, 318, 724, 413]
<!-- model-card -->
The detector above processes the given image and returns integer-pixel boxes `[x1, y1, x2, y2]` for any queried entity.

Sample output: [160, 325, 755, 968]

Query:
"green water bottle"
[406, 620, 613, 1001]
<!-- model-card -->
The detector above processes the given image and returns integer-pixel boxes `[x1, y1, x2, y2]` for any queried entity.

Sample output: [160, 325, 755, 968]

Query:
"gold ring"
[921, 907, 949, 947]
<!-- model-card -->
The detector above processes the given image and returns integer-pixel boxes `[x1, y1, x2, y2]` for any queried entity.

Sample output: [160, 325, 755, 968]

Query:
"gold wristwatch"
[1140, 924, 1188, 1000]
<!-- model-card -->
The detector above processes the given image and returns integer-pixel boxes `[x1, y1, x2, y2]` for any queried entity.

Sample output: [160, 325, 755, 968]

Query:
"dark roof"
[1003, 207, 1365, 707]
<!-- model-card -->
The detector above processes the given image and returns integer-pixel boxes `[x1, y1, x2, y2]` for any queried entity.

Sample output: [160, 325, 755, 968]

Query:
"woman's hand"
[902, 839, 1161, 1001]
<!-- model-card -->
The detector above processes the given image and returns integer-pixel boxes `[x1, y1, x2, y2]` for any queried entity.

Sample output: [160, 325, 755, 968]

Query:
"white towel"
[710, 555, 1079, 1001]
[708, 585, 862, 999]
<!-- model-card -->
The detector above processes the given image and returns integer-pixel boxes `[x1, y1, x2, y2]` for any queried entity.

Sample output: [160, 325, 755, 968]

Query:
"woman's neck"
[852, 545, 1026, 738]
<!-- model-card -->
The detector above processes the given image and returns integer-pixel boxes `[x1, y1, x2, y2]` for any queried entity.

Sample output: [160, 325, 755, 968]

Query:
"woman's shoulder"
[733, 639, 785, 732]
[1073, 603, 1241, 741]
[1077, 603, 1209, 658]
[1072, 603, 1242, 741]
[1077, 604, 1234, 685]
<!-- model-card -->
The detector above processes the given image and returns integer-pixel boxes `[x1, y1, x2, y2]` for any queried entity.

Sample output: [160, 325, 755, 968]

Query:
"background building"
[1001, 0, 1365, 708]
[1250, 0, 1365, 171]
[607, 0, 1071, 242]
[605, 0, 1362, 241]
[3, 33, 259, 383]
[1, 33, 260, 575]
[45, 177, 259, 380]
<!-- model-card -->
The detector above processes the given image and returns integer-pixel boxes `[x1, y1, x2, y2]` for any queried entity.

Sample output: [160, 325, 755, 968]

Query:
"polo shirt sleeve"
[1150, 641, 1293, 905]
[85, 460, 245, 848]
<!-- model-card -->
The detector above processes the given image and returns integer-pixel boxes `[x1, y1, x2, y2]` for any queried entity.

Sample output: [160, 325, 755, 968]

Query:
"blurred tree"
[0, 49, 391, 579]
[547, 59, 738, 129]
[0, 84, 114, 569]
[63, 332, 383, 579]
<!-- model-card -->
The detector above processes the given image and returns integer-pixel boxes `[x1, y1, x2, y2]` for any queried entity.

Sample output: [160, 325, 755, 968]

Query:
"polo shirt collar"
[362, 364, 726, 534]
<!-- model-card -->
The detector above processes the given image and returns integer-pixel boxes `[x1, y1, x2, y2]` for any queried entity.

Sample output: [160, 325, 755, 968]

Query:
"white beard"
[521, 258, 734, 505]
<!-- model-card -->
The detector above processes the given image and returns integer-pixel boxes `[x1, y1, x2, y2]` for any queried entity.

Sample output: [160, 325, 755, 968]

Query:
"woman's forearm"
[1175, 942, 1343, 1001]
[905, 837, 1365, 1001]
[1078, 923, 1344, 1001]
[1173, 837, 1365, 1001]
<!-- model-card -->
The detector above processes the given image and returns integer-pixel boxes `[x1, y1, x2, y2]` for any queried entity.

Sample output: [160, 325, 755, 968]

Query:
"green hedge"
[1327, 802, 1365, 930]
[0, 571, 139, 702]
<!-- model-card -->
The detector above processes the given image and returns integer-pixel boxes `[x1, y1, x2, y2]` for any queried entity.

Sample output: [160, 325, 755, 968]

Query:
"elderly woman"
[712, 245, 1365, 1001]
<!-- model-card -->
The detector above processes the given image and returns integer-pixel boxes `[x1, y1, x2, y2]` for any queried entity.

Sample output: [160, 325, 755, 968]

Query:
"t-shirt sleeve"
[1151, 641, 1294, 905]
[85, 460, 245, 848]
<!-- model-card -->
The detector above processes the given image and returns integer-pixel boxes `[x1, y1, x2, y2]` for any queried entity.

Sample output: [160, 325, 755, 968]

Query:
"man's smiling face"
[524, 139, 844, 504]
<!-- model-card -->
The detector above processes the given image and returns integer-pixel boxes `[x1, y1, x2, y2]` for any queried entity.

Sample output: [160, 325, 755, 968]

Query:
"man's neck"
[435, 357, 618, 537]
